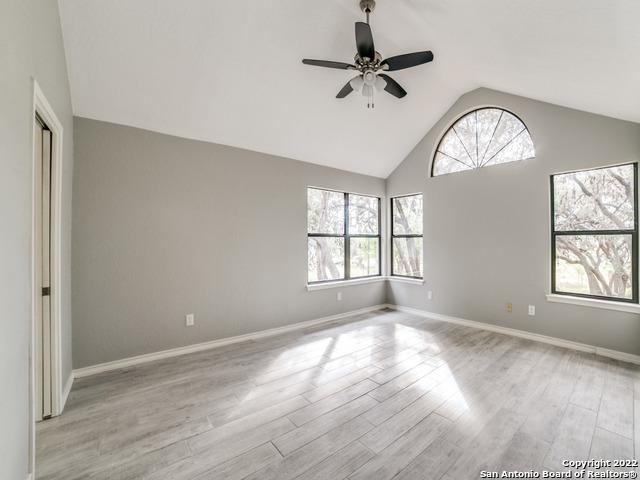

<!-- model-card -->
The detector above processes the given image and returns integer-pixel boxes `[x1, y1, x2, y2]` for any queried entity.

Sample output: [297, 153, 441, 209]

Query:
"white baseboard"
[71, 301, 639, 380]
[387, 304, 640, 366]
[60, 373, 74, 412]
[73, 304, 388, 378]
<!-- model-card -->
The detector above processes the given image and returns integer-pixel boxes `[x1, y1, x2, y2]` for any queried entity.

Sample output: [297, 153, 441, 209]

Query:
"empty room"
[3, 0, 640, 479]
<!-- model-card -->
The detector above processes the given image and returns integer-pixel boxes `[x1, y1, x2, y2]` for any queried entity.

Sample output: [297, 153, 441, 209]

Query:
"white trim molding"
[387, 276, 424, 285]
[32, 80, 65, 416]
[387, 304, 640, 365]
[74, 304, 388, 378]
[61, 373, 74, 412]
[307, 276, 424, 291]
[72, 301, 640, 381]
[546, 294, 640, 314]
[307, 277, 386, 291]
[30, 80, 65, 478]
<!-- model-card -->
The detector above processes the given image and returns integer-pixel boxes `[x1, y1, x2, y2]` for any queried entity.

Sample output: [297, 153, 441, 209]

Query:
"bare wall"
[386, 87, 640, 355]
[0, 1, 74, 478]
[72, 118, 386, 368]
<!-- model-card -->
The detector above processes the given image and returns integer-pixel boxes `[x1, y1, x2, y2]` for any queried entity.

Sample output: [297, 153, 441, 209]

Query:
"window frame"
[390, 193, 424, 280]
[550, 162, 639, 304]
[430, 106, 535, 177]
[307, 187, 381, 284]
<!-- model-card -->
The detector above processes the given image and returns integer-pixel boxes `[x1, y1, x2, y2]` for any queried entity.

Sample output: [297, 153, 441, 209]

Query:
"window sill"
[387, 276, 424, 285]
[546, 294, 640, 314]
[306, 276, 424, 291]
[307, 276, 386, 291]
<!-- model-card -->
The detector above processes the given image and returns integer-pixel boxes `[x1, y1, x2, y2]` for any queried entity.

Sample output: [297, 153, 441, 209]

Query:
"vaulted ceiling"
[58, 0, 640, 178]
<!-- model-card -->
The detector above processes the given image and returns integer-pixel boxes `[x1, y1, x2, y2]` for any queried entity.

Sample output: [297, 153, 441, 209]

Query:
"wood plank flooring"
[36, 309, 640, 480]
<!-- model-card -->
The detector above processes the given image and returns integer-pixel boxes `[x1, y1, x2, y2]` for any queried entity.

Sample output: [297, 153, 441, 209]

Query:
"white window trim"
[546, 294, 640, 314]
[307, 276, 423, 291]
[387, 276, 424, 285]
[307, 276, 386, 291]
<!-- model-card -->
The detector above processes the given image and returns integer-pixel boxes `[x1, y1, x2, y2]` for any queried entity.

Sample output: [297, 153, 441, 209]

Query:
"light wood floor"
[37, 309, 640, 480]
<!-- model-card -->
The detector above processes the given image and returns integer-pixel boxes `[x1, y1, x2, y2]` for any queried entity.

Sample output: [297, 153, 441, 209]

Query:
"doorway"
[34, 114, 53, 420]
[31, 81, 64, 431]
[31, 80, 65, 478]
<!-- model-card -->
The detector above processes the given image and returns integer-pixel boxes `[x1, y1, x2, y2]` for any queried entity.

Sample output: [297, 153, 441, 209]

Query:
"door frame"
[30, 79, 64, 472]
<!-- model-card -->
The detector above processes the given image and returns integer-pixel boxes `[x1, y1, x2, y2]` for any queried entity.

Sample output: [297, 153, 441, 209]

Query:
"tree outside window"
[552, 163, 638, 302]
[307, 188, 380, 283]
[391, 194, 423, 278]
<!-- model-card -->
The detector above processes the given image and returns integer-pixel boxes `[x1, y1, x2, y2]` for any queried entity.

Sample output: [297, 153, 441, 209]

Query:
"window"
[391, 194, 423, 278]
[551, 163, 638, 303]
[432, 107, 535, 176]
[307, 188, 380, 283]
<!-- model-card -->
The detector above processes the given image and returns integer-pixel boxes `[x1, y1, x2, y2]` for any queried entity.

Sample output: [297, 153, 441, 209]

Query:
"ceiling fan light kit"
[302, 0, 434, 108]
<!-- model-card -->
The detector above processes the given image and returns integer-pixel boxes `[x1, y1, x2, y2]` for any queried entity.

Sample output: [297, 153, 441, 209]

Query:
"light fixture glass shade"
[375, 75, 386, 91]
[350, 75, 364, 91]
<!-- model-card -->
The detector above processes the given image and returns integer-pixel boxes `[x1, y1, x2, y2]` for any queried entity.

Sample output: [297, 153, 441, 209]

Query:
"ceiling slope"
[58, 0, 640, 178]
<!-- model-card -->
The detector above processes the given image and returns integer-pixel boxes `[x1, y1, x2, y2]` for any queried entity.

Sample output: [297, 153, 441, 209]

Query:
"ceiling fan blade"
[378, 74, 407, 98]
[382, 51, 434, 71]
[336, 81, 354, 98]
[355, 22, 375, 60]
[302, 59, 355, 70]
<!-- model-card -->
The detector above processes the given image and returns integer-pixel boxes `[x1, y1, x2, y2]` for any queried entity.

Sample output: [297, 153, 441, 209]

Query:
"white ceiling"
[58, 0, 640, 178]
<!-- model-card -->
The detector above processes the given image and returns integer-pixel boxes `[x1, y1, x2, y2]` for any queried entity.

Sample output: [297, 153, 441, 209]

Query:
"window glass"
[308, 237, 345, 282]
[392, 237, 423, 278]
[553, 164, 635, 231]
[432, 108, 534, 176]
[307, 188, 380, 283]
[392, 196, 423, 235]
[555, 234, 632, 299]
[391, 194, 423, 278]
[349, 194, 379, 235]
[350, 238, 380, 278]
[551, 164, 637, 302]
[307, 188, 344, 234]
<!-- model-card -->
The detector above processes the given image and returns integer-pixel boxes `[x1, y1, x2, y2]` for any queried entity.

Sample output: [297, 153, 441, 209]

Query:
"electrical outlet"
[506, 303, 513, 313]
[427, 291, 433, 300]
[528, 305, 535, 316]
[185, 314, 195, 326]
[337, 292, 342, 301]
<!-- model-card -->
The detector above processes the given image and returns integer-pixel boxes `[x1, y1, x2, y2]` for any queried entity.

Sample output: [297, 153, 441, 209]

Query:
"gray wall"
[72, 118, 386, 368]
[0, 1, 74, 478]
[386, 87, 640, 355]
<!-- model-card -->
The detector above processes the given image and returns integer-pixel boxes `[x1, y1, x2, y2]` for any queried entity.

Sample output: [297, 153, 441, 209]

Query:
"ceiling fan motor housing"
[354, 51, 382, 71]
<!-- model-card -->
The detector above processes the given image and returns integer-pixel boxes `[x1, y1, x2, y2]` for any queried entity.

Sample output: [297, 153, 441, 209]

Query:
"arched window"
[431, 107, 535, 176]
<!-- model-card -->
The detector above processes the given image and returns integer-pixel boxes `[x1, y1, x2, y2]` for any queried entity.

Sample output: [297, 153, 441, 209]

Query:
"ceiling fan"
[302, 0, 434, 107]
